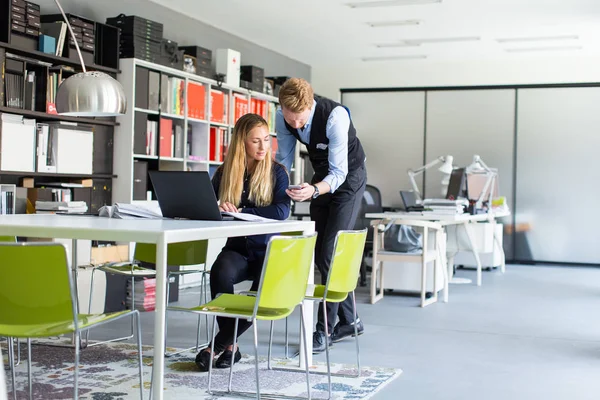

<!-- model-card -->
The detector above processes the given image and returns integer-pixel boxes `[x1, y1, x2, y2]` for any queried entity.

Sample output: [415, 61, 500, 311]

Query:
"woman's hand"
[286, 183, 315, 202]
[219, 202, 239, 213]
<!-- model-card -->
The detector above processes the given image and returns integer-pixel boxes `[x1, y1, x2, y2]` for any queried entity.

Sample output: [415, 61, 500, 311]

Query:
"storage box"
[179, 45, 212, 61]
[0, 115, 36, 172]
[216, 48, 240, 87]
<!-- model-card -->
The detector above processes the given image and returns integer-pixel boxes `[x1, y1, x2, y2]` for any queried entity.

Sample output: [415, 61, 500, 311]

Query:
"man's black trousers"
[310, 164, 367, 334]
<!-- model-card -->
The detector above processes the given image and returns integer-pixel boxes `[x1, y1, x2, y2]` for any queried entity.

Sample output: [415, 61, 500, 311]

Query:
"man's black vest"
[284, 96, 365, 182]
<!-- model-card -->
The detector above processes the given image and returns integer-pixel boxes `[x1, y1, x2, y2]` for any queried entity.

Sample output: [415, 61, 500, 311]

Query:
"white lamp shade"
[56, 71, 127, 116]
[438, 155, 454, 174]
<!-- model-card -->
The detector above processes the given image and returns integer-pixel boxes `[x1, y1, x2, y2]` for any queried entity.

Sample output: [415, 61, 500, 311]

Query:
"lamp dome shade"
[438, 155, 454, 174]
[56, 71, 127, 117]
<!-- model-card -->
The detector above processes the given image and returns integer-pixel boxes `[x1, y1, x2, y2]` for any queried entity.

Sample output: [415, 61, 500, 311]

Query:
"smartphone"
[288, 185, 303, 190]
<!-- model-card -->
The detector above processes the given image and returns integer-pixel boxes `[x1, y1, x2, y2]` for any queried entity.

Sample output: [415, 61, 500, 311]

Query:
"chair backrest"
[326, 229, 368, 294]
[354, 185, 383, 240]
[255, 233, 317, 312]
[0, 243, 76, 337]
[134, 240, 208, 266]
[0, 236, 16, 242]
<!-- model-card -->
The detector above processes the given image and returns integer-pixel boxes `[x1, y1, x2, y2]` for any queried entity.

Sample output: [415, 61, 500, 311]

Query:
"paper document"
[99, 203, 162, 219]
[221, 212, 277, 222]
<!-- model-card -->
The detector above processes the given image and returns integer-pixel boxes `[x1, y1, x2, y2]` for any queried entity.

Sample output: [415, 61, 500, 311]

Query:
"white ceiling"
[152, 0, 600, 67]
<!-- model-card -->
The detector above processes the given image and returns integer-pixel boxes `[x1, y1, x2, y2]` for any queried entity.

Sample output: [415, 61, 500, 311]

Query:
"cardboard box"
[90, 244, 129, 265]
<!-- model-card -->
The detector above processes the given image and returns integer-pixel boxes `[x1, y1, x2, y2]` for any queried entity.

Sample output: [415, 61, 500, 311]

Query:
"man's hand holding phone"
[286, 183, 315, 202]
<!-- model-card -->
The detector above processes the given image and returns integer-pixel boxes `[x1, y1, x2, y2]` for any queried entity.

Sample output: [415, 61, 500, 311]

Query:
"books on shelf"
[233, 93, 249, 123]
[209, 126, 227, 162]
[210, 89, 228, 124]
[187, 82, 206, 120]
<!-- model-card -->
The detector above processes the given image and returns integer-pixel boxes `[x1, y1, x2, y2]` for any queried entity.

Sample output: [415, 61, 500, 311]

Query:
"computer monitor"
[148, 171, 223, 221]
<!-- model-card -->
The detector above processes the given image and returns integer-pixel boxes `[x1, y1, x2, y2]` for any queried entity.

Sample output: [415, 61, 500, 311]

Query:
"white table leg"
[464, 223, 482, 286]
[152, 235, 168, 400]
[492, 220, 506, 273]
[300, 225, 315, 369]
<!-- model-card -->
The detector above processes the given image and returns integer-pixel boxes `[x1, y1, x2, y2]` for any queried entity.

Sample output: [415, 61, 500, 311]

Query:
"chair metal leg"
[268, 320, 274, 370]
[285, 317, 289, 358]
[207, 315, 218, 395]
[74, 331, 80, 400]
[8, 337, 16, 400]
[27, 339, 32, 400]
[299, 304, 311, 400]
[15, 339, 20, 366]
[322, 301, 332, 400]
[228, 319, 239, 392]
[85, 267, 97, 345]
[253, 321, 260, 400]
[134, 311, 144, 400]
[352, 291, 361, 378]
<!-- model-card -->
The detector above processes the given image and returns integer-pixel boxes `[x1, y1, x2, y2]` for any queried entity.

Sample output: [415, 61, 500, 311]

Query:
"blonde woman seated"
[195, 113, 291, 371]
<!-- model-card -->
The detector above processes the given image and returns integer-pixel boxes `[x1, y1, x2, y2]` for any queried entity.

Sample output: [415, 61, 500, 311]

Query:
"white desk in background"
[0, 214, 315, 400]
[366, 210, 510, 288]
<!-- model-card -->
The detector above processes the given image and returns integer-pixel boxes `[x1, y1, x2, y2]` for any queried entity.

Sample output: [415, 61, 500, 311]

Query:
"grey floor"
[89, 264, 600, 400]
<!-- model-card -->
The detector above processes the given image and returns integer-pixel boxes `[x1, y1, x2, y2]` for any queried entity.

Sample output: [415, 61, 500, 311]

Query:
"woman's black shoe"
[215, 348, 242, 369]
[195, 349, 213, 372]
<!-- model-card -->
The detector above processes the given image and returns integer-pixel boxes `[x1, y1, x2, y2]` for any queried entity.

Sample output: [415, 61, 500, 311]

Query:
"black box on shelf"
[266, 76, 291, 85]
[241, 65, 264, 83]
[240, 80, 252, 90]
[106, 14, 163, 37]
[179, 45, 212, 61]
[195, 65, 214, 79]
[156, 39, 184, 70]
[94, 22, 120, 69]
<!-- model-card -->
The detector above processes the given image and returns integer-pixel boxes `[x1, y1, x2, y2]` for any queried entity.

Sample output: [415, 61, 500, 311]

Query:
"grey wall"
[36, 0, 311, 80]
[342, 84, 600, 265]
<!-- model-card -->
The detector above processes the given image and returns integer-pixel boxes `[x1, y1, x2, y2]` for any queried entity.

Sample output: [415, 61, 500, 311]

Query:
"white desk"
[0, 214, 315, 400]
[366, 210, 509, 287]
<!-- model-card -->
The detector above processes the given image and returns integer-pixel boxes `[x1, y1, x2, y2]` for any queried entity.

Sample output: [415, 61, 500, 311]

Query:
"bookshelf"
[112, 58, 297, 204]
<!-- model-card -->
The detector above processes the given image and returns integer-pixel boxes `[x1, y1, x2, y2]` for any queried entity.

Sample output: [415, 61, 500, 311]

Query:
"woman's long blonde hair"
[219, 113, 274, 207]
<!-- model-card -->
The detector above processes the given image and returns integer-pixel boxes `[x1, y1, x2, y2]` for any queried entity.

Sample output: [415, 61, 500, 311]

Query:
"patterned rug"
[2, 341, 402, 399]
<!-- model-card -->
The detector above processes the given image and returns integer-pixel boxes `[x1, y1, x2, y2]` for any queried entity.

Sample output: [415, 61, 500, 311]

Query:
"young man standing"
[275, 78, 367, 353]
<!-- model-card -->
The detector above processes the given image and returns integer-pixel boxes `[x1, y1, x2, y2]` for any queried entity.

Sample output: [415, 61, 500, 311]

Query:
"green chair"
[0, 242, 144, 400]
[0, 236, 21, 370]
[86, 240, 210, 356]
[269, 229, 367, 400]
[168, 233, 317, 399]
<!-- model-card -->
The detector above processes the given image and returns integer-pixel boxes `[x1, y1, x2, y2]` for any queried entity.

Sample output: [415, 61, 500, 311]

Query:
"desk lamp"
[407, 155, 454, 201]
[53, 0, 127, 116]
[466, 154, 496, 210]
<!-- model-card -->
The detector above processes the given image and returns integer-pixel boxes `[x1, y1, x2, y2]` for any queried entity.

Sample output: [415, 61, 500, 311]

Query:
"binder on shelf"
[210, 90, 228, 124]
[159, 117, 173, 158]
[0, 113, 36, 172]
[36, 122, 56, 172]
[46, 122, 94, 174]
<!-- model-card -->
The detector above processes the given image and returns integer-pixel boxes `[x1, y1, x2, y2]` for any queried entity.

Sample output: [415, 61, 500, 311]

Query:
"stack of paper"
[126, 278, 156, 311]
[35, 200, 88, 214]
[99, 203, 162, 219]
[423, 198, 468, 214]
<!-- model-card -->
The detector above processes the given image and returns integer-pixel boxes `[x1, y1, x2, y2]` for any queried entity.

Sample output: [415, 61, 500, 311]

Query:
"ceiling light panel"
[368, 20, 422, 27]
[405, 36, 480, 44]
[362, 55, 427, 61]
[375, 42, 421, 48]
[505, 46, 583, 53]
[347, 0, 441, 8]
[496, 35, 579, 43]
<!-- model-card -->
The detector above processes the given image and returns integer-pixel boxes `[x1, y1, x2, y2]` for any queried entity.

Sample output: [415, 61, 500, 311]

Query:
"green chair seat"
[306, 284, 349, 303]
[173, 294, 295, 321]
[0, 311, 131, 338]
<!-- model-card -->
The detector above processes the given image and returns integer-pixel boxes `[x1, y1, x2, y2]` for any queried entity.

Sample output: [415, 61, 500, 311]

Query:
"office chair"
[353, 184, 383, 286]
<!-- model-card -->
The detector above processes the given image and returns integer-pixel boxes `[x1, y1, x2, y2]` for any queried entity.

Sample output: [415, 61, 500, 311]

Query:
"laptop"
[148, 170, 226, 221]
[399, 190, 425, 212]
[446, 168, 467, 200]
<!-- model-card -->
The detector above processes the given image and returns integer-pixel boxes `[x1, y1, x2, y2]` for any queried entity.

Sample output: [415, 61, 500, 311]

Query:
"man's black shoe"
[331, 319, 364, 343]
[312, 331, 332, 354]
[215, 347, 242, 368]
[195, 349, 213, 372]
